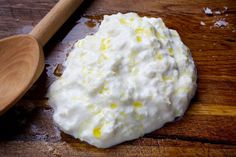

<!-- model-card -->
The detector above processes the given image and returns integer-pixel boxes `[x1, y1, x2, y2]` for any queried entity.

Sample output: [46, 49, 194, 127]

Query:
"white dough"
[48, 12, 197, 148]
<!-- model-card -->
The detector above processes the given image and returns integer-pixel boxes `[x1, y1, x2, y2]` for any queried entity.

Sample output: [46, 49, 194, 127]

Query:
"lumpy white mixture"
[48, 13, 197, 148]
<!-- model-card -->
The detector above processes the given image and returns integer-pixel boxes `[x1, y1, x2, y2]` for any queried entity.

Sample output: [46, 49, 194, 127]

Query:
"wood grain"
[1, 139, 236, 157]
[0, 0, 236, 156]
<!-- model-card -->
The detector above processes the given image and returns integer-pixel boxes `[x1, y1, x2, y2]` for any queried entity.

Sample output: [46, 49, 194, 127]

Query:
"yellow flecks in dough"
[130, 17, 134, 21]
[156, 31, 165, 39]
[171, 31, 179, 37]
[174, 87, 189, 95]
[75, 40, 83, 47]
[98, 54, 108, 64]
[120, 111, 126, 117]
[87, 104, 96, 113]
[130, 50, 139, 59]
[93, 126, 102, 138]
[88, 104, 103, 114]
[96, 110, 104, 116]
[82, 67, 93, 75]
[135, 27, 145, 34]
[134, 113, 145, 121]
[128, 60, 138, 75]
[110, 103, 118, 109]
[162, 75, 174, 81]
[136, 36, 142, 42]
[81, 67, 88, 75]
[98, 85, 109, 94]
[129, 50, 138, 66]
[138, 17, 142, 22]
[133, 101, 143, 108]
[146, 28, 154, 36]
[72, 96, 79, 100]
[100, 38, 110, 51]
[135, 27, 153, 36]
[119, 18, 127, 25]
[168, 47, 174, 56]
[181, 71, 192, 76]
[131, 67, 138, 75]
[155, 52, 163, 60]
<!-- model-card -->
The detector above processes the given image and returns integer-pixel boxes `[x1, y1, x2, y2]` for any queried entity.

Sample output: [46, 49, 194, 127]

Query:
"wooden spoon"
[0, 0, 84, 115]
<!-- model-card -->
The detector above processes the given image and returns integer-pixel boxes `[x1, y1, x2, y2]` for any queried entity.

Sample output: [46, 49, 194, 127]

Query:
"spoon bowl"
[0, 0, 84, 115]
[0, 35, 44, 114]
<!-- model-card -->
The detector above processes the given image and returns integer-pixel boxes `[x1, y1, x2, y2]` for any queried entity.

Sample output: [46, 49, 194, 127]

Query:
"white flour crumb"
[200, 21, 206, 26]
[214, 11, 221, 15]
[214, 19, 229, 27]
[203, 7, 213, 15]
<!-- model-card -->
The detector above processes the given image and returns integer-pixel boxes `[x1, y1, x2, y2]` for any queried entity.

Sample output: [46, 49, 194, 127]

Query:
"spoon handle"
[29, 0, 84, 46]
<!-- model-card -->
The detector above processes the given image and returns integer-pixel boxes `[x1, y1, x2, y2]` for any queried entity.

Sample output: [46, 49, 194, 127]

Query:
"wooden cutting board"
[0, 0, 236, 156]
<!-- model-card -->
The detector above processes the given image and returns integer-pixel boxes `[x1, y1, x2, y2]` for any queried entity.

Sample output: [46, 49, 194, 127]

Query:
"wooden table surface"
[0, 0, 236, 156]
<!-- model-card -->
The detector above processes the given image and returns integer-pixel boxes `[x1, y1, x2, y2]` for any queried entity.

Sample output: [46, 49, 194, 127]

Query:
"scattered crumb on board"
[214, 11, 221, 15]
[203, 6, 228, 16]
[214, 18, 229, 27]
[201, 6, 230, 28]
[203, 7, 213, 15]
[200, 21, 206, 26]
